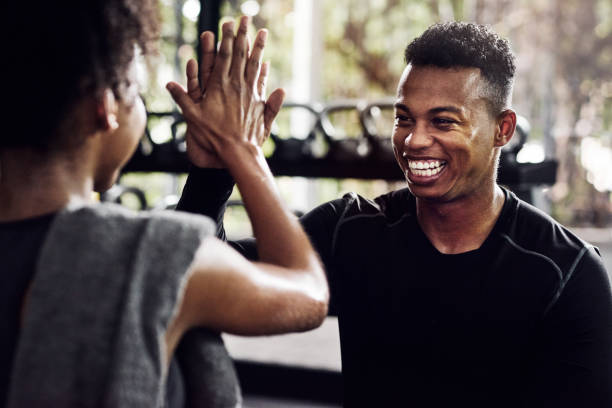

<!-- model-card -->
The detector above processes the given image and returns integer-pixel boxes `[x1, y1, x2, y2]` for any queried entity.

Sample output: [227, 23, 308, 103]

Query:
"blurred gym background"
[104, 1, 612, 405]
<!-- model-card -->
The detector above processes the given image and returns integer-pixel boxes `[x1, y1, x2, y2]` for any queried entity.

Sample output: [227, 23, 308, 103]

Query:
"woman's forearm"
[222, 143, 320, 271]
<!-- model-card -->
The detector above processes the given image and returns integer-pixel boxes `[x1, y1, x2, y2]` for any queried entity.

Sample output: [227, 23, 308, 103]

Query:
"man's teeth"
[408, 160, 445, 176]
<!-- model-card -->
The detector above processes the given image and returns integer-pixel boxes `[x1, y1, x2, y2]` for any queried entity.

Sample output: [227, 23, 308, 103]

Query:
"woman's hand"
[180, 33, 223, 168]
[167, 17, 284, 168]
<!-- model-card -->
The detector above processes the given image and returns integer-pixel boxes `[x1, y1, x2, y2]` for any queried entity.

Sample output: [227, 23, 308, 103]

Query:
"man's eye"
[433, 118, 456, 127]
[395, 115, 413, 124]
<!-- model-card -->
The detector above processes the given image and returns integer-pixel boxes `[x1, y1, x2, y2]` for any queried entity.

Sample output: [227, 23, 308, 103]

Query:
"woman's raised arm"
[164, 17, 328, 354]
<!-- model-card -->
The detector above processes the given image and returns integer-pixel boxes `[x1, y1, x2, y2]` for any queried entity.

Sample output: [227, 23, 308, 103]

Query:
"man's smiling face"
[392, 64, 500, 203]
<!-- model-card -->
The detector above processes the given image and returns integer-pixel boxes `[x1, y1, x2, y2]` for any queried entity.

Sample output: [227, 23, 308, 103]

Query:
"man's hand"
[167, 16, 284, 168]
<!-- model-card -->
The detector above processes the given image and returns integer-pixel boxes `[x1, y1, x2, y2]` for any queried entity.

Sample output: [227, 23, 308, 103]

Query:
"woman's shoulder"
[57, 202, 216, 237]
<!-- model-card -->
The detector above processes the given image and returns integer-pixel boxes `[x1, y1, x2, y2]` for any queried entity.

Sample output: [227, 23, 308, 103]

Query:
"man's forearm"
[176, 167, 235, 240]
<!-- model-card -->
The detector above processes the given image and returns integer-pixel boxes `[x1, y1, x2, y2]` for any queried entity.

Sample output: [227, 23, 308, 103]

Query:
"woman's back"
[4, 204, 241, 407]
[0, 214, 55, 405]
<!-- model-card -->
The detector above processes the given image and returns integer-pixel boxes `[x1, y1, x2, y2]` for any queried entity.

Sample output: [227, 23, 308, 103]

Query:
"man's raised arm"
[173, 19, 347, 273]
[164, 17, 329, 344]
[176, 167, 234, 240]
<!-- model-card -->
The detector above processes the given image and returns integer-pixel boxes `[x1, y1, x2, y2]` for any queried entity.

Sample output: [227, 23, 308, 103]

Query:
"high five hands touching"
[163, 17, 328, 341]
[166, 16, 285, 168]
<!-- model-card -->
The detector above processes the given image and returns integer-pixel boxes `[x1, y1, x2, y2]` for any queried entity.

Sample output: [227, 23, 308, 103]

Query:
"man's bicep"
[298, 198, 347, 316]
[299, 198, 347, 268]
[230, 198, 346, 316]
[229, 238, 258, 260]
[530, 248, 612, 406]
[228, 198, 347, 268]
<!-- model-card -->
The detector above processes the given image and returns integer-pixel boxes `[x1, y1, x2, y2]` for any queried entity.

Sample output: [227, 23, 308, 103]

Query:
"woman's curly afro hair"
[4, 0, 160, 151]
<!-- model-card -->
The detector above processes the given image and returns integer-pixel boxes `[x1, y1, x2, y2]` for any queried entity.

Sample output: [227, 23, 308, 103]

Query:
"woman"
[1, 2, 327, 407]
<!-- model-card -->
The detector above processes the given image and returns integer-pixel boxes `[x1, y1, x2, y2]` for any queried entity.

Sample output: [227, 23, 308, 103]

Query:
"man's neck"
[416, 185, 506, 254]
[0, 149, 95, 222]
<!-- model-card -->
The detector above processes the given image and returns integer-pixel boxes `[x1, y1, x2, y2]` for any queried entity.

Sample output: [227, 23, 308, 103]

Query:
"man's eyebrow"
[394, 103, 410, 112]
[429, 106, 462, 115]
[393, 104, 463, 116]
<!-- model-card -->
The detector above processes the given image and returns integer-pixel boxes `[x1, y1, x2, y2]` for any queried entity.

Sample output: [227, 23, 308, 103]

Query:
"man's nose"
[404, 123, 433, 150]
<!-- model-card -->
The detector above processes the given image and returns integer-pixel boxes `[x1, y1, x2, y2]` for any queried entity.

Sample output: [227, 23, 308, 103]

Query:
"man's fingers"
[166, 82, 197, 118]
[212, 21, 235, 79]
[246, 29, 267, 89]
[186, 59, 201, 101]
[257, 61, 269, 97]
[199, 31, 215, 91]
[229, 16, 249, 82]
[264, 88, 285, 134]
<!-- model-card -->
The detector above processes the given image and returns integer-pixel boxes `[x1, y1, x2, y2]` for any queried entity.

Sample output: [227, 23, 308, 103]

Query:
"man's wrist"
[176, 165, 235, 213]
[186, 165, 235, 187]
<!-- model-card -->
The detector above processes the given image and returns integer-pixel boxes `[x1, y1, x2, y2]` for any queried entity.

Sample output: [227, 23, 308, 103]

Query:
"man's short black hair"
[404, 22, 516, 115]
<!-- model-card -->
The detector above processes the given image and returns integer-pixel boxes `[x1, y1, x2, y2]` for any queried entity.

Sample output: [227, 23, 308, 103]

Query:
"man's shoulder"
[504, 191, 589, 249]
[335, 187, 415, 224]
[499, 189, 597, 277]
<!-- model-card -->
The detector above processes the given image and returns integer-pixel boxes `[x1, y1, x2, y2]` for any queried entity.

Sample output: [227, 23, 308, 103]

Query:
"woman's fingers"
[170, 16, 279, 151]
[199, 31, 216, 92]
[246, 29, 267, 90]
[229, 16, 249, 82]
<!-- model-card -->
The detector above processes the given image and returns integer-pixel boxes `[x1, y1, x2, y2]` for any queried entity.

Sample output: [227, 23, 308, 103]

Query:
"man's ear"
[494, 109, 516, 147]
[96, 89, 119, 131]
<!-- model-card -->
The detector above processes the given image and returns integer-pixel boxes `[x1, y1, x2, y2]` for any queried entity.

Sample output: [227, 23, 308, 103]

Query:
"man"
[174, 22, 612, 407]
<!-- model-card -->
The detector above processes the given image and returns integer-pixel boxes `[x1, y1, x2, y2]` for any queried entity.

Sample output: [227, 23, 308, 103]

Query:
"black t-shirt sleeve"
[224, 199, 348, 317]
[528, 247, 612, 407]
[176, 167, 235, 240]
[175, 166, 348, 278]
[227, 198, 348, 313]
[300, 198, 347, 268]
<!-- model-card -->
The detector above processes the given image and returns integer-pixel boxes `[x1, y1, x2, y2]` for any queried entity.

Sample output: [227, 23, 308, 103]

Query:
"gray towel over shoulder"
[8, 203, 241, 408]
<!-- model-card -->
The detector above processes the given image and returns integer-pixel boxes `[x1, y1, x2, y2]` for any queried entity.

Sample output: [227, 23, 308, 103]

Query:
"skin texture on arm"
[174, 167, 346, 317]
[177, 166, 356, 321]
[165, 17, 328, 356]
[180, 237, 327, 335]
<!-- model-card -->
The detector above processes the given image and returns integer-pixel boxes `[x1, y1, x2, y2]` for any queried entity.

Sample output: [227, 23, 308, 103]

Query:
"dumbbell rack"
[123, 101, 557, 200]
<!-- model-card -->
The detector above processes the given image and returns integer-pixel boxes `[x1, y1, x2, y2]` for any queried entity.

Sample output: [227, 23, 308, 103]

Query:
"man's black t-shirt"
[178, 168, 612, 407]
